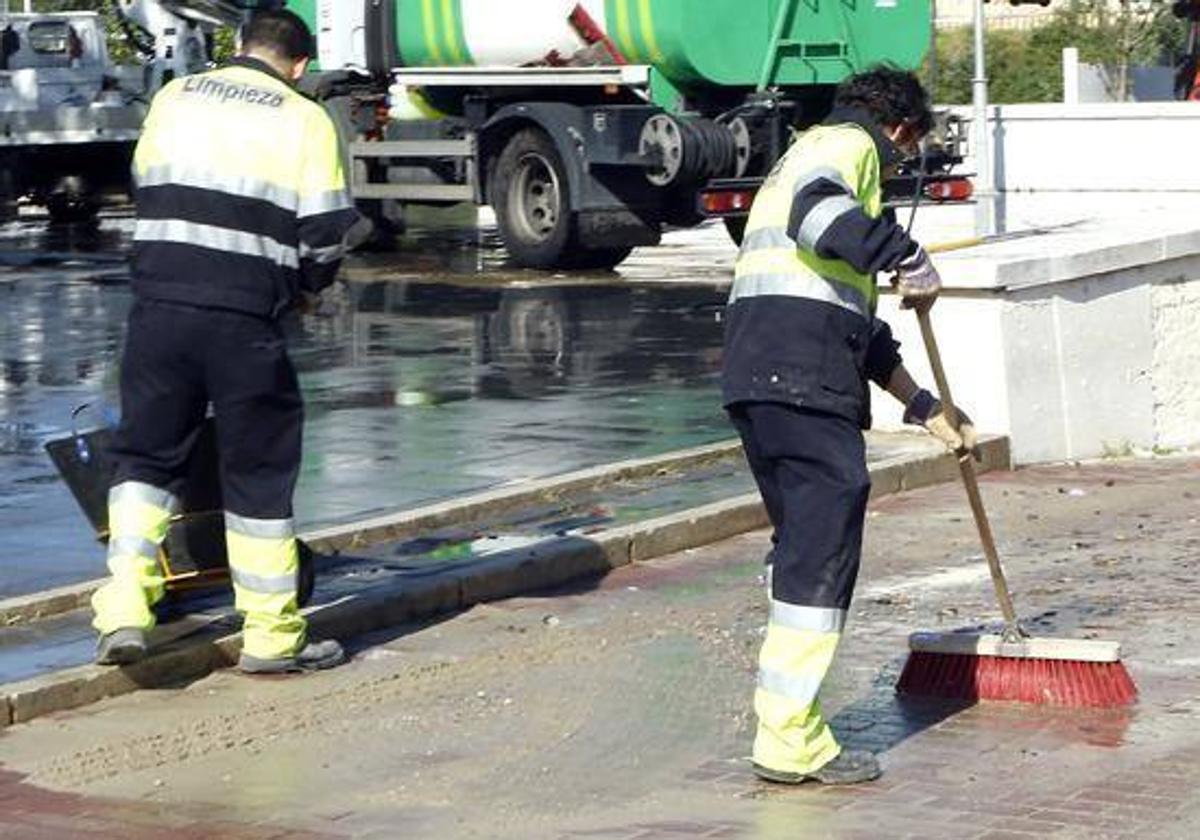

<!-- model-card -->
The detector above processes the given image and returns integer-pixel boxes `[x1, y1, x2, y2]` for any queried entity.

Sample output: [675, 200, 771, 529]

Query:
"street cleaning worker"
[722, 66, 977, 784]
[92, 9, 362, 674]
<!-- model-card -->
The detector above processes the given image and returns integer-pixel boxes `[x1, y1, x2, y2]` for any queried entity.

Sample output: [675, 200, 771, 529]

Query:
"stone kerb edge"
[0, 440, 746, 628]
[0, 438, 1007, 729]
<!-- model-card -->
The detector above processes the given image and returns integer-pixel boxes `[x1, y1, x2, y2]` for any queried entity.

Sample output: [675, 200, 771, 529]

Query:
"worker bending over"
[722, 66, 977, 784]
[92, 10, 362, 674]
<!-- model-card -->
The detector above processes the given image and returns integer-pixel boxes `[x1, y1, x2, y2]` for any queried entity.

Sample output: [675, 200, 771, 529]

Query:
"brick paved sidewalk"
[0, 769, 338, 840]
[554, 458, 1200, 840]
[1, 457, 1198, 839]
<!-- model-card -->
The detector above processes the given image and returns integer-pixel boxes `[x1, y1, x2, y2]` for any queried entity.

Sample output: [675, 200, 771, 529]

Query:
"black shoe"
[753, 750, 881, 786]
[238, 639, 346, 675]
[96, 628, 147, 666]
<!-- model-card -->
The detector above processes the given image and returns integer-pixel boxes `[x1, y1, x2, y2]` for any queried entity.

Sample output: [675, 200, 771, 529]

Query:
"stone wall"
[1151, 277, 1200, 451]
[870, 224, 1200, 464]
[949, 102, 1200, 194]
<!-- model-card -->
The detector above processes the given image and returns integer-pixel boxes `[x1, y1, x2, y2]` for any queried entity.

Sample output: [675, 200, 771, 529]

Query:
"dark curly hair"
[833, 65, 933, 138]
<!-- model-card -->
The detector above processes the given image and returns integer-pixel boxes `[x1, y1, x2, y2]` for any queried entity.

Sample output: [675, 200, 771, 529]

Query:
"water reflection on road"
[0, 215, 735, 597]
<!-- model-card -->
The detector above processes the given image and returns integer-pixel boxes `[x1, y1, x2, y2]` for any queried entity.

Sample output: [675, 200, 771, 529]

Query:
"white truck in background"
[0, 1, 252, 223]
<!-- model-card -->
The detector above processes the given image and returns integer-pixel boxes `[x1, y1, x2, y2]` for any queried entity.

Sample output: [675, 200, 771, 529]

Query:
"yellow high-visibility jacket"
[722, 108, 915, 427]
[131, 57, 359, 318]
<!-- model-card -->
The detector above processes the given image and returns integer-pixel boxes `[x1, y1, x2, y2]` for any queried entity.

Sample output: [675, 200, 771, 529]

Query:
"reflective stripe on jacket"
[721, 109, 909, 426]
[733, 123, 884, 318]
[131, 57, 359, 318]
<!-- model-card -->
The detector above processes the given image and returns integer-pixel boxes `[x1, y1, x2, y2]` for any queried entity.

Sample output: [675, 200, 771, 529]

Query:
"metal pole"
[928, 0, 939, 96]
[972, 0, 995, 236]
[1062, 47, 1080, 105]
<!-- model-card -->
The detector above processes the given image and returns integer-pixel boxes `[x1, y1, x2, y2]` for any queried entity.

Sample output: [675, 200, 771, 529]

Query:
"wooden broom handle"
[915, 306, 1021, 631]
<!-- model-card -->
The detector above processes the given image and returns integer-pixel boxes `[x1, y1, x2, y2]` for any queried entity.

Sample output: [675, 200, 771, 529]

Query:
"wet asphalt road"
[0, 213, 737, 599]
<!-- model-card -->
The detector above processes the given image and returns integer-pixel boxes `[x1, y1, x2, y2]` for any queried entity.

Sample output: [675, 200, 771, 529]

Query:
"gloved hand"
[894, 246, 942, 309]
[344, 215, 376, 252]
[903, 388, 978, 453]
[296, 281, 350, 318]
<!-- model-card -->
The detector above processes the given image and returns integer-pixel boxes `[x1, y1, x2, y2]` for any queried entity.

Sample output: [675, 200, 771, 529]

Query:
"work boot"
[238, 639, 346, 675]
[753, 749, 881, 786]
[95, 628, 147, 666]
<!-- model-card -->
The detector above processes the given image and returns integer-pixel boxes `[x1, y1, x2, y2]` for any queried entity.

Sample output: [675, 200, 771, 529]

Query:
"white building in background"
[935, 0, 1057, 30]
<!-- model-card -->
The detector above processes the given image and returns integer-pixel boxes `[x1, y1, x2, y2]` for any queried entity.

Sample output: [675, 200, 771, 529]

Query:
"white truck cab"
[0, 11, 152, 222]
[0, 13, 115, 113]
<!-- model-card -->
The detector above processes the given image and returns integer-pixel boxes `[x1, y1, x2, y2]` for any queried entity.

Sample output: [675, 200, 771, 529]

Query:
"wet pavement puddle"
[1, 213, 734, 601]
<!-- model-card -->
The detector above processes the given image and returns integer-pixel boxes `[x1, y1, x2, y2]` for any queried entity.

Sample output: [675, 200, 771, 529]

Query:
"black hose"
[676, 118, 739, 184]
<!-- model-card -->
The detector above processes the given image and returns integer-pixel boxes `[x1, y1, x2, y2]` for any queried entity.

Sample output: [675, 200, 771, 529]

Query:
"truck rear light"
[700, 188, 756, 216]
[924, 178, 973, 202]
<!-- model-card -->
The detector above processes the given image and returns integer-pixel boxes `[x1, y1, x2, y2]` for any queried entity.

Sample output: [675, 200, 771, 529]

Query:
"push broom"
[894, 301, 1138, 707]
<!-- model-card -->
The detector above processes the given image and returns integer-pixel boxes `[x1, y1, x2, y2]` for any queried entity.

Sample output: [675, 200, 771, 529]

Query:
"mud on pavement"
[1, 455, 1199, 840]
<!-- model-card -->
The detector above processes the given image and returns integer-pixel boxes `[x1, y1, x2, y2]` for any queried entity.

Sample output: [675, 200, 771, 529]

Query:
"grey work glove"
[344, 214, 376, 252]
[903, 388, 978, 454]
[297, 280, 350, 318]
[894, 246, 942, 310]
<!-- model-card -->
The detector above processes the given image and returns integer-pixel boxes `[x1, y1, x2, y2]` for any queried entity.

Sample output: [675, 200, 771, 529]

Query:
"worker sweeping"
[91, 10, 362, 673]
[721, 66, 976, 784]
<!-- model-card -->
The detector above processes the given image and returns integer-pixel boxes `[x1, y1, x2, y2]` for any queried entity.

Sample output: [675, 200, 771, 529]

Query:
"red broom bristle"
[896, 652, 1138, 707]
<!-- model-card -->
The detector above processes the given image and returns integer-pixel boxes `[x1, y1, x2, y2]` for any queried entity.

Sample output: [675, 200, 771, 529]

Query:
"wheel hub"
[510, 152, 561, 243]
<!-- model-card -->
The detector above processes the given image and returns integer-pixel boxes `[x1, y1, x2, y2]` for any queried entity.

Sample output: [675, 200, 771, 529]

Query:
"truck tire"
[491, 129, 637, 271]
[492, 128, 573, 269]
[46, 194, 99, 225]
[0, 161, 16, 223]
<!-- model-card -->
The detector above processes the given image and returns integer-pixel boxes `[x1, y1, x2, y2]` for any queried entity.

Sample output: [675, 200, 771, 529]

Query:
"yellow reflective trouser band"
[752, 598, 846, 774]
[91, 481, 178, 635]
[225, 513, 304, 660]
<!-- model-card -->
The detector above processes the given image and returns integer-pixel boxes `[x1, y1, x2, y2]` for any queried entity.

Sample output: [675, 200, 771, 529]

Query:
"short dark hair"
[240, 10, 313, 62]
[833, 65, 933, 138]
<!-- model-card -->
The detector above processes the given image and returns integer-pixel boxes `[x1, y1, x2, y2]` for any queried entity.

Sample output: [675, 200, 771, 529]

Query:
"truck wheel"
[46, 194, 99, 225]
[492, 128, 573, 269]
[0, 163, 16, 223]
[724, 217, 747, 247]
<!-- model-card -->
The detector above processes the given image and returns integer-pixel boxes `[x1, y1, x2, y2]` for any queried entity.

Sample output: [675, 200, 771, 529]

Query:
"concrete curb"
[0, 439, 744, 628]
[0, 582, 96, 628]
[0, 436, 1010, 729]
[302, 438, 745, 554]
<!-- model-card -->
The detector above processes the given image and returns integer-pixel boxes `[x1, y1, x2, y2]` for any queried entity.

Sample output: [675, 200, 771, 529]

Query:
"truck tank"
[285, 1, 944, 271]
[289, 0, 930, 95]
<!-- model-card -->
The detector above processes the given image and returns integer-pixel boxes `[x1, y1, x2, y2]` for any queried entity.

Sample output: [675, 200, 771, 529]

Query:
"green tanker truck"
[286, 0, 944, 269]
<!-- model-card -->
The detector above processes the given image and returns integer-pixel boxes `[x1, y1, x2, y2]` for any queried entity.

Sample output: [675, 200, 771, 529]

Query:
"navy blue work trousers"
[727, 401, 871, 609]
[109, 298, 303, 520]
